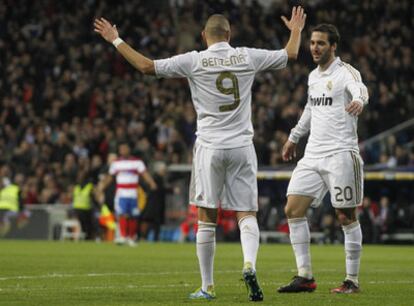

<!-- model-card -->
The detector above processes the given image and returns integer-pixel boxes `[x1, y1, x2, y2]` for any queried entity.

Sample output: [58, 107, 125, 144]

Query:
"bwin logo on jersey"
[310, 94, 333, 106]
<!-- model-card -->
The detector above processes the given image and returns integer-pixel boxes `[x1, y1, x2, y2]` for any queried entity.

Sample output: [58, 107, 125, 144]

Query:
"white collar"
[207, 41, 231, 50]
[318, 57, 340, 76]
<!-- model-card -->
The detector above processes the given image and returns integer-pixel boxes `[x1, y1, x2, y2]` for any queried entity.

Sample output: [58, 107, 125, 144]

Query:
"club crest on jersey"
[327, 80, 333, 91]
[310, 94, 333, 106]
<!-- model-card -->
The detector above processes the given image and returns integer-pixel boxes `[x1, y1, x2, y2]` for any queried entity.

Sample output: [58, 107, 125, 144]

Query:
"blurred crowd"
[258, 179, 414, 244]
[0, 0, 413, 238]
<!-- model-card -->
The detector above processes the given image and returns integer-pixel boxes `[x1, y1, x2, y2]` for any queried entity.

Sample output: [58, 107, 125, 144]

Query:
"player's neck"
[318, 56, 336, 72]
[207, 39, 229, 48]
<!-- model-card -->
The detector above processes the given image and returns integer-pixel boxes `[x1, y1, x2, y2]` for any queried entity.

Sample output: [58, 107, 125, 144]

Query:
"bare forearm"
[142, 172, 157, 190]
[116, 42, 155, 75]
[284, 28, 301, 60]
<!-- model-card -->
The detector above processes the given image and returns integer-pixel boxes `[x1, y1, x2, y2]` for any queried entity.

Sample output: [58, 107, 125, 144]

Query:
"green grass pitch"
[0, 241, 413, 305]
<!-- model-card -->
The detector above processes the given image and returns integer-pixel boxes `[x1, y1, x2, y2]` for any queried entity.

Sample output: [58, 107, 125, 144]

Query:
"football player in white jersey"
[278, 24, 369, 294]
[94, 7, 306, 301]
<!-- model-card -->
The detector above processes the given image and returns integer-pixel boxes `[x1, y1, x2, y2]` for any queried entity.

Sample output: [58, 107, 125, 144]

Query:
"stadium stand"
[0, 0, 412, 242]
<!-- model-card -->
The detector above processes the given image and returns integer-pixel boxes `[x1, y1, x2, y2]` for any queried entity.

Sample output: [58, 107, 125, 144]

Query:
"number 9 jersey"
[154, 42, 288, 149]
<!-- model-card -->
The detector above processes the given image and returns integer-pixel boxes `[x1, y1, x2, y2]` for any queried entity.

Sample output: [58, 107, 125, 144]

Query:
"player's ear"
[331, 42, 337, 53]
[201, 30, 207, 45]
[226, 29, 231, 42]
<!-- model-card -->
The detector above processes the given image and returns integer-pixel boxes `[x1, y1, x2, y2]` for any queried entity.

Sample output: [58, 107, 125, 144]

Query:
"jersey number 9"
[216, 72, 240, 112]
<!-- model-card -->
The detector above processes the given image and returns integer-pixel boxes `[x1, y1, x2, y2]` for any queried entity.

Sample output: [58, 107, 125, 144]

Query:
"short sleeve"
[137, 160, 146, 174]
[109, 162, 116, 175]
[154, 51, 197, 78]
[247, 48, 288, 72]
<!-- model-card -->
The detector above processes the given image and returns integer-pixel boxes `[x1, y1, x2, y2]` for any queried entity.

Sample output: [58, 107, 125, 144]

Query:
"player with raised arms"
[94, 7, 306, 301]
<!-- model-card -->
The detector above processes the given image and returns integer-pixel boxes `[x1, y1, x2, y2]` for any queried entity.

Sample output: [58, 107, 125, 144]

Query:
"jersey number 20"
[216, 72, 240, 112]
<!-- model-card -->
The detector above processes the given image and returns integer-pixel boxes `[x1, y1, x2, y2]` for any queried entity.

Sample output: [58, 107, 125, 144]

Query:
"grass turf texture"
[0, 241, 413, 305]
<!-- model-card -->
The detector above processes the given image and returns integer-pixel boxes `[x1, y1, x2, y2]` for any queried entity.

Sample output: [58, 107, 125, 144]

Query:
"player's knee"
[284, 204, 304, 219]
[336, 213, 348, 225]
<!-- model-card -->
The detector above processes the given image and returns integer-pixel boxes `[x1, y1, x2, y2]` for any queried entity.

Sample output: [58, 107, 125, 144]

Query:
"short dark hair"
[311, 24, 340, 46]
[204, 14, 230, 39]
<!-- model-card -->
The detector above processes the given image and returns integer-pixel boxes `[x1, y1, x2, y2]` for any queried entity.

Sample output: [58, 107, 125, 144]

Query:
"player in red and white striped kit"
[108, 143, 157, 246]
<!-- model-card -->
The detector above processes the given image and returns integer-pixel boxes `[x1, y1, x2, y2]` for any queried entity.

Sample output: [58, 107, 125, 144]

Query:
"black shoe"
[330, 280, 360, 294]
[277, 276, 317, 293]
[243, 267, 264, 301]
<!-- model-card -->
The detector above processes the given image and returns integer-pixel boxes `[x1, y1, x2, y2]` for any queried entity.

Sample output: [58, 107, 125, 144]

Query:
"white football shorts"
[287, 151, 364, 208]
[190, 142, 258, 211]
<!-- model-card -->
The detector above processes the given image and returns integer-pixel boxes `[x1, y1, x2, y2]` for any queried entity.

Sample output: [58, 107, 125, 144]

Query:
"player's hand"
[345, 101, 364, 116]
[281, 6, 306, 32]
[94, 17, 119, 43]
[282, 140, 297, 162]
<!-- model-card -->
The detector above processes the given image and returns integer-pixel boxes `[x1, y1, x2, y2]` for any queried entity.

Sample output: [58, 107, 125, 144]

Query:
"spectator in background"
[140, 161, 170, 241]
[358, 197, 377, 244]
[72, 170, 96, 240]
[0, 174, 24, 237]
[375, 196, 392, 242]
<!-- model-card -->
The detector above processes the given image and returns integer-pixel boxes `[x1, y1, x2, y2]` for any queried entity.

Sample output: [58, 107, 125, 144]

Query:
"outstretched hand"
[282, 140, 297, 162]
[281, 6, 306, 31]
[94, 17, 119, 43]
[345, 101, 364, 116]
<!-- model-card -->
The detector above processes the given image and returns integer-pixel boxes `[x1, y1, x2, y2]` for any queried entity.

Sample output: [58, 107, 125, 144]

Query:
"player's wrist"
[288, 135, 299, 144]
[112, 37, 124, 48]
[353, 99, 365, 107]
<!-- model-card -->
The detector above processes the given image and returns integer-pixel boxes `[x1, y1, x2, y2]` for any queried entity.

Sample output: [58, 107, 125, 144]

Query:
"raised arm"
[94, 17, 155, 75]
[281, 6, 307, 60]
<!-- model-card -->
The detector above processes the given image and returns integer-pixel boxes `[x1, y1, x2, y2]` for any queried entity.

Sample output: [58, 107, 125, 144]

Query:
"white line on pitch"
[0, 267, 406, 282]
[1, 280, 414, 292]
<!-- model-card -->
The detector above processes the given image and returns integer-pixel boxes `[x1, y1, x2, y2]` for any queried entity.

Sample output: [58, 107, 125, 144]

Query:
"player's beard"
[313, 49, 333, 66]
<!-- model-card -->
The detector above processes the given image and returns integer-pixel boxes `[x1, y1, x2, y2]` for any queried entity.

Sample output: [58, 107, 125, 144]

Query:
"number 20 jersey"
[154, 42, 288, 149]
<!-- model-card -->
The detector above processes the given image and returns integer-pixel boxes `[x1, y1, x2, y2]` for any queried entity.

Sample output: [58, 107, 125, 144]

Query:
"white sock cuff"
[288, 217, 308, 225]
[239, 216, 259, 234]
[198, 221, 216, 229]
[238, 215, 256, 226]
[197, 227, 216, 244]
[342, 221, 360, 233]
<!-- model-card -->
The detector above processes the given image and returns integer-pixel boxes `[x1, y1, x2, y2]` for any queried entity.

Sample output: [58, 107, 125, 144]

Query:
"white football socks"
[196, 221, 216, 291]
[288, 217, 313, 279]
[343, 221, 362, 285]
[239, 215, 260, 271]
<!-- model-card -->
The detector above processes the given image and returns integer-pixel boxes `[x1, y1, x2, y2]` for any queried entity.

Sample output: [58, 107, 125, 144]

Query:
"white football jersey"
[155, 42, 287, 149]
[289, 57, 369, 158]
